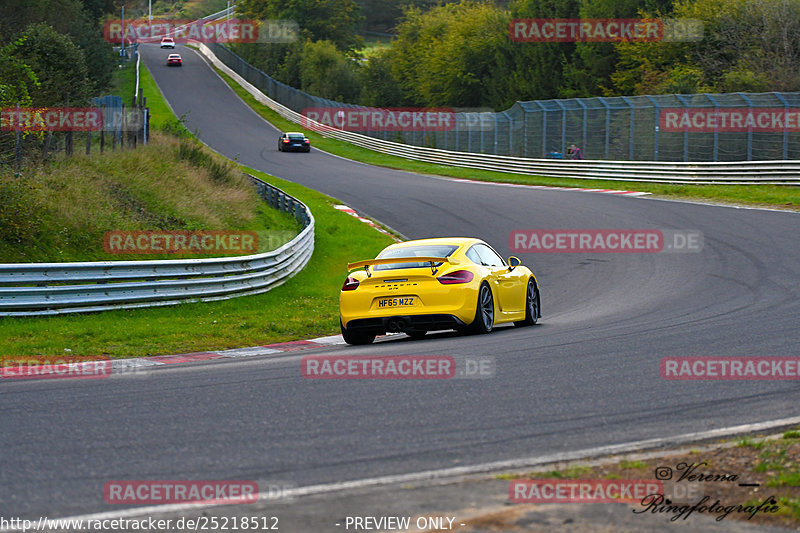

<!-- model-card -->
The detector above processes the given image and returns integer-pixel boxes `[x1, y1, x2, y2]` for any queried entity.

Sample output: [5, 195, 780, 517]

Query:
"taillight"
[437, 270, 474, 284]
[341, 276, 360, 291]
[282, 139, 290, 143]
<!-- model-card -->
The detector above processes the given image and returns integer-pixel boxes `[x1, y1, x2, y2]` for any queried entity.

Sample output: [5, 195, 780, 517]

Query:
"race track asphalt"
[1, 43, 798, 522]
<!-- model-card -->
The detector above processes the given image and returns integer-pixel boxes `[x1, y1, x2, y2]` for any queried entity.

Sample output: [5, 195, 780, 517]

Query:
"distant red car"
[166, 54, 182, 66]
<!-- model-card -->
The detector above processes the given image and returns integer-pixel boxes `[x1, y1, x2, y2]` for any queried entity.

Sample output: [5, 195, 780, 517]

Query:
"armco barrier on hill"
[0, 175, 314, 316]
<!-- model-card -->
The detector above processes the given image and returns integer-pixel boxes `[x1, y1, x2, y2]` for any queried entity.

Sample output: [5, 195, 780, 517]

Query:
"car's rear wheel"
[468, 282, 494, 334]
[340, 320, 376, 345]
[514, 278, 540, 327]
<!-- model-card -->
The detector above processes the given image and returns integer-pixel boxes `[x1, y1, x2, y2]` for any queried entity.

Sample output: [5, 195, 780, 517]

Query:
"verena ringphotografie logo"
[510, 18, 702, 42]
[301, 355, 495, 380]
[103, 231, 259, 255]
[104, 480, 259, 505]
[103, 19, 259, 43]
[301, 108, 456, 132]
[661, 356, 800, 380]
[1, 108, 102, 132]
[661, 108, 800, 132]
[509, 229, 703, 253]
[509, 479, 663, 503]
[0, 356, 111, 380]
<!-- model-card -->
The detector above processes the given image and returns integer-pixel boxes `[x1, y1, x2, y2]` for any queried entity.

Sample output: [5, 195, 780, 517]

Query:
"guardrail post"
[705, 93, 719, 162]
[556, 100, 566, 158]
[540, 104, 547, 158]
[676, 94, 690, 162]
[645, 95, 659, 161]
[600, 98, 610, 159]
[467, 113, 472, 153]
[775, 92, 789, 160]
[577, 99, 588, 159]
[503, 111, 512, 156]
[622, 96, 634, 160]
[738, 92, 754, 161]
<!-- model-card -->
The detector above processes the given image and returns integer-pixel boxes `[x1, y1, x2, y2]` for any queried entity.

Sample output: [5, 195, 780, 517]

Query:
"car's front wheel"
[341, 320, 376, 345]
[468, 282, 494, 334]
[515, 278, 540, 327]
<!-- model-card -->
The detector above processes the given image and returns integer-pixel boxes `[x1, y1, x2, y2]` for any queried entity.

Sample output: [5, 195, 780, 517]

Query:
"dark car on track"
[278, 132, 310, 152]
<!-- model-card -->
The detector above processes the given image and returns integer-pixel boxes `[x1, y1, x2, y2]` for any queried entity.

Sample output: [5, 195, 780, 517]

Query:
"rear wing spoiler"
[347, 256, 457, 276]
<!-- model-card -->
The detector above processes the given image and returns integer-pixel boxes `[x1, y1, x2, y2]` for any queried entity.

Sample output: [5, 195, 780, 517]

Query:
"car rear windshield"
[374, 245, 459, 271]
[287, 134, 305, 140]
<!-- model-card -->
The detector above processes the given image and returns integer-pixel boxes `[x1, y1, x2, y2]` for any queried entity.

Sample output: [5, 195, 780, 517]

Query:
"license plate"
[376, 296, 415, 308]
[293, 143, 301, 146]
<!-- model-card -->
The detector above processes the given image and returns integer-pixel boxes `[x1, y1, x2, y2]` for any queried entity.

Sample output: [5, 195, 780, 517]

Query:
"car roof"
[285, 132, 305, 136]
[168, 54, 181, 57]
[162, 37, 174, 40]
[383, 237, 483, 251]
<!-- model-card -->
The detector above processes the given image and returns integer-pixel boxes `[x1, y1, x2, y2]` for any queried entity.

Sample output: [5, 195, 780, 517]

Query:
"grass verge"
[499, 428, 800, 528]
[210, 64, 800, 211]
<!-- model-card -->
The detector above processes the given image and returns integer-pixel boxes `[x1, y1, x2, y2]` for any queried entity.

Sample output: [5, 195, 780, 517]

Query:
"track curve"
[1, 43, 798, 520]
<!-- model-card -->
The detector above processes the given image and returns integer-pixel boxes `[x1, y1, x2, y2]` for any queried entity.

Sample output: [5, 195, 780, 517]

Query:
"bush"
[0, 174, 43, 244]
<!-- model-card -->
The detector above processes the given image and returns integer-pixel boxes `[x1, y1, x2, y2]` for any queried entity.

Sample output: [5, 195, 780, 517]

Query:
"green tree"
[386, 1, 516, 109]
[507, 0, 581, 100]
[356, 0, 447, 33]
[299, 40, 361, 102]
[0, 0, 116, 96]
[0, 38, 38, 108]
[14, 23, 92, 106]
[358, 51, 402, 106]
[237, 0, 364, 51]
[231, 40, 305, 88]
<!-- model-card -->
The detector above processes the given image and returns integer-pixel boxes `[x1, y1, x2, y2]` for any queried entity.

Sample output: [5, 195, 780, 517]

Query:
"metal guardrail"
[0, 175, 314, 316]
[199, 43, 800, 185]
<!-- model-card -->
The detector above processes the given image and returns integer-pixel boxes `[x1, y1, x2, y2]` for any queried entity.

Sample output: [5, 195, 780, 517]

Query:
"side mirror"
[508, 256, 521, 271]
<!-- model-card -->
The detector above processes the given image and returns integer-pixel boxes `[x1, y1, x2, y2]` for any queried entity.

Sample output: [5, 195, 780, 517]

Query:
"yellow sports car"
[339, 237, 541, 345]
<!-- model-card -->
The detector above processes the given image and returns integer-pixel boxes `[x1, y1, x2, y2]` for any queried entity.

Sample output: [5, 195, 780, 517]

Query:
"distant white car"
[160, 37, 175, 49]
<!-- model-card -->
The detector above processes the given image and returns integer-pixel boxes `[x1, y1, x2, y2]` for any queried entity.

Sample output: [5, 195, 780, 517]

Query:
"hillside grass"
[0, 133, 300, 262]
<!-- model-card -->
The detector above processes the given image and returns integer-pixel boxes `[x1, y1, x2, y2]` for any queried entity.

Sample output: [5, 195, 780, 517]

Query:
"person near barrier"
[567, 144, 584, 160]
